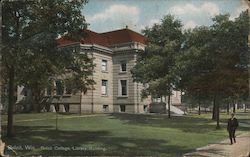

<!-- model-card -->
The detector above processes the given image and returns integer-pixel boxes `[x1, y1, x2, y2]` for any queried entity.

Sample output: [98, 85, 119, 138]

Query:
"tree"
[63, 46, 96, 114]
[2, 0, 32, 137]
[209, 11, 249, 128]
[178, 11, 249, 128]
[2, 0, 89, 137]
[132, 15, 183, 118]
[176, 26, 214, 116]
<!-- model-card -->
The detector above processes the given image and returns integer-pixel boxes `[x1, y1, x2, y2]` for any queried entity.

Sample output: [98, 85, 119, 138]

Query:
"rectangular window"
[101, 80, 108, 95]
[120, 105, 126, 112]
[64, 104, 70, 112]
[56, 80, 64, 95]
[103, 105, 109, 112]
[120, 80, 127, 96]
[102, 60, 108, 71]
[120, 61, 127, 72]
[144, 105, 148, 112]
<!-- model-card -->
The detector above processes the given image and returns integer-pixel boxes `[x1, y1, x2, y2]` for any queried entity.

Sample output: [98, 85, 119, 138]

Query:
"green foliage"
[178, 10, 249, 102]
[63, 48, 96, 94]
[177, 10, 249, 126]
[2, 0, 91, 112]
[132, 15, 183, 98]
[209, 11, 249, 96]
[177, 26, 213, 98]
[1, 0, 92, 137]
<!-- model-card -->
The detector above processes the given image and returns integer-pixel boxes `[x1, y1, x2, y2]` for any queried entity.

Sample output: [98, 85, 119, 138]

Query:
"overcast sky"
[83, 0, 248, 33]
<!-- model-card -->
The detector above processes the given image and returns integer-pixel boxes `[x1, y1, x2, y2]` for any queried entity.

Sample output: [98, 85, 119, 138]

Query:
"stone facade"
[15, 28, 181, 114]
[77, 41, 152, 113]
[80, 47, 114, 113]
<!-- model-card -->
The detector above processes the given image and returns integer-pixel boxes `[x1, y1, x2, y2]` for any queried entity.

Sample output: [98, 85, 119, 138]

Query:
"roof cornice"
[80, 44, 113, 54]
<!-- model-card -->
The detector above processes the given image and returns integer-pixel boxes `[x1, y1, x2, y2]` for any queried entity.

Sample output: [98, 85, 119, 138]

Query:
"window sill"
[119, 71, 127, 74]
[117, 95, 128, 98]
[101, 70, 108, 73]
[101, 95, 109, 97]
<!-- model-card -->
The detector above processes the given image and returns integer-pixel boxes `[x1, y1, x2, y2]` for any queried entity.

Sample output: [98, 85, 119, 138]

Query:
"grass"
[1, 111, 249, 157]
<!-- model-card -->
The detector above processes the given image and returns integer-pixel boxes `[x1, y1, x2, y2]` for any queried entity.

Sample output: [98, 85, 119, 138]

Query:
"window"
[120, 61, 127, 72]
[120, 105, 126, 112]
[54, 104, 59, 112]
[119, 80, 127, 96]
[103, 105, 109, 112]
[144, 105, 148, 112]
[56, 80, 64, 95]
[64, 104, 70, 112]
[102, 60, 108, 71]
[101, 80, 108, 95]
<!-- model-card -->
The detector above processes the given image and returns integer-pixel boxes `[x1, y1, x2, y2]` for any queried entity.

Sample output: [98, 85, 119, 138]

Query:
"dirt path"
[184, 132, 250, 157]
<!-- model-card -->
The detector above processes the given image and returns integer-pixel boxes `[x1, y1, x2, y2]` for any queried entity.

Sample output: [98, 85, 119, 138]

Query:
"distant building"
[16, 28, 182, 113]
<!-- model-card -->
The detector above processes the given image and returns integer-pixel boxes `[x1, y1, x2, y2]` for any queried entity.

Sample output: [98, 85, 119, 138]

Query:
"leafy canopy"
[132, 15, 183, 98]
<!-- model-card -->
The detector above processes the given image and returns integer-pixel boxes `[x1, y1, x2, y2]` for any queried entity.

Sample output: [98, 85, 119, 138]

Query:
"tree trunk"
[226, 103, 230, 115]
[216, 103, 220, 129]
[212, 107, 215, 120]
[80, 92, 82, 115]
[215, 95, 220, 129]
[168, 93, 171, 118]
[7, 67, 15, 137]
[88, 79, 94, 114]
[32, 87, 41, 113]
[233, 101, 236, 113]
[91, 88, 94, 113]
[34, 93, 40, 113]
[198, 91, 201, 115]
[204, 103, 207, 114]
[189, 104, 192, 113]
[198, 100, 201, 115]
[212, 95, 216, 120]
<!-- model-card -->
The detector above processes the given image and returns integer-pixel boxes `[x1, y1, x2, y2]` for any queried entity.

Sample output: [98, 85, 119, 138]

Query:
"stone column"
[50, 105, 56, 112]
[59, 105, 65, 113]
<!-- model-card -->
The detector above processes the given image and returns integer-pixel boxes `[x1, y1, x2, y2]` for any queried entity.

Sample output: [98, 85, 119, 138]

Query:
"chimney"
[125, 25, 128, 29]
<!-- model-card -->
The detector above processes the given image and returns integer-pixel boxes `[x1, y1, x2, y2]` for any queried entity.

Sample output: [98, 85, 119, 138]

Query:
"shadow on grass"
[109, 113, 216, 133]
[220, 117, 250, 132]
[2, 125, 192, 157]
[238, 119, 250, 125]
[109, 113, 250, 133]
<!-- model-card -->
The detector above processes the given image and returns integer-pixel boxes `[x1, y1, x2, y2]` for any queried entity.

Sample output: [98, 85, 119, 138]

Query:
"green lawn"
[1, 111, 249, 157]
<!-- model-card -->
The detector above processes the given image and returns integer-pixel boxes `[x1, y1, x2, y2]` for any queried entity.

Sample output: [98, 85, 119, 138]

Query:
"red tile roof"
[57, 28, 147, 47]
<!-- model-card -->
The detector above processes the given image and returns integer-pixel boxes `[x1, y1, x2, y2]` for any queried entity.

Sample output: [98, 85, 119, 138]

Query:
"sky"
[83, 0, 248, 33]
